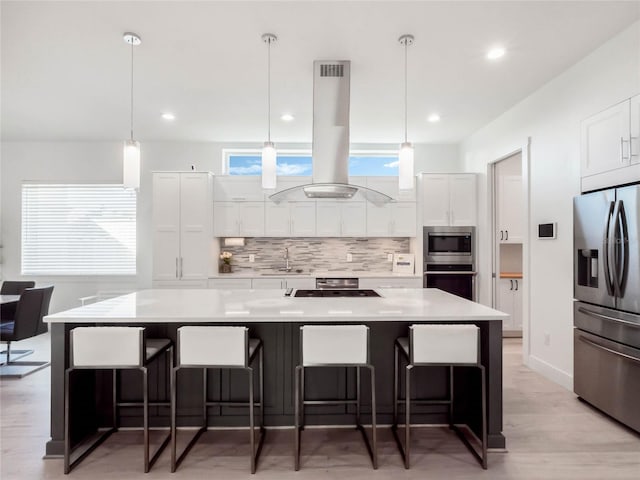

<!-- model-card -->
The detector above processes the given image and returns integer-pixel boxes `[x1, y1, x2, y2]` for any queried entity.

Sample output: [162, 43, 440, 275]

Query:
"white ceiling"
[2, 1, 639, 144]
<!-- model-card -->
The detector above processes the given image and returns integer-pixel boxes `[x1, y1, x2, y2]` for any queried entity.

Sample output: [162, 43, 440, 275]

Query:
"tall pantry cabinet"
[152, 172, 213, 286]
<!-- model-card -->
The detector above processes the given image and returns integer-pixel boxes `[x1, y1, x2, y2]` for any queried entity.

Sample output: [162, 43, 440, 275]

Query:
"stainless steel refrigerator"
[574, 183, 640, 433]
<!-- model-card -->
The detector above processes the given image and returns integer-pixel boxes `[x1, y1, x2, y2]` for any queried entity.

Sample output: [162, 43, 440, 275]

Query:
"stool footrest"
[302, 399, 358, 406]
[65, 427, 116, 474]
[171, 426, 207, 473]
[204, 401, 262, 407]
[117, 401, 170, 408]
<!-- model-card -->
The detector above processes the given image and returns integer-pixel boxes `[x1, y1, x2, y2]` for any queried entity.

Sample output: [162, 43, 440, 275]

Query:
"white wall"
[0, 140, 456, 313]
[461, 22, 640, 388]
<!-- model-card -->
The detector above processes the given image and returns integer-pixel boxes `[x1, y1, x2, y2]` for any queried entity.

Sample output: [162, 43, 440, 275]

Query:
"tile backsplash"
[219, 237, 410, 274]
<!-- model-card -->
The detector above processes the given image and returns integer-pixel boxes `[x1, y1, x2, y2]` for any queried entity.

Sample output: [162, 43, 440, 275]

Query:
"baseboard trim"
[526, 354, 573, 391]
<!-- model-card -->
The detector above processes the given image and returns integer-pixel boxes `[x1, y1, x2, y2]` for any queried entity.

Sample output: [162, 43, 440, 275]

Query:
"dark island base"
[46, 320, 504, 456]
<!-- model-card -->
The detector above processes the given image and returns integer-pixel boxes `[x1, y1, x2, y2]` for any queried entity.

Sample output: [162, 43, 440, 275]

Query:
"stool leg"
[64, 369, 71, 474]
[404, 365, 413, 469]
[113, 369, 118, 429]
[248, 367, 256, 474]
[480, 365, 487, 469]
[203, 368, 208, 425]
[259, 346, 265, 428]
[294, 365, 302, 471]
[393, 343, 399, 427]
[356, 366, 361, 427]
[171, 366, 178, 473]
[300, 366, 305, 430]
[369, 365, 378, 470]
[449, 366, 454, 429]
[142, 366, 150, 473]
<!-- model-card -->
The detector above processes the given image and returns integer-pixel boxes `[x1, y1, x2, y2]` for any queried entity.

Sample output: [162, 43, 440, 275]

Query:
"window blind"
[21, 184, 136, 275]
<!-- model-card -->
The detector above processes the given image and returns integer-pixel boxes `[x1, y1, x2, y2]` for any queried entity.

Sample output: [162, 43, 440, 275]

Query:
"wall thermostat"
[538, 223, 557, 239]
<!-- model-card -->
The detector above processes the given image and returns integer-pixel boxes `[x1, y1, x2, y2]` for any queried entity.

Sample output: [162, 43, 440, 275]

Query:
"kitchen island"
[44, 288, 508, 456]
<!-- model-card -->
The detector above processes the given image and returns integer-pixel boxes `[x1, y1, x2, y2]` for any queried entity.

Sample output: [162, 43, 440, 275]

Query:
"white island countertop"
[45, 288, 508, 324]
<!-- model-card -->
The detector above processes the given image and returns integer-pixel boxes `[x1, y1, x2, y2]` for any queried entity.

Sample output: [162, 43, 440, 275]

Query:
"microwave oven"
[423, 226, 475, 263]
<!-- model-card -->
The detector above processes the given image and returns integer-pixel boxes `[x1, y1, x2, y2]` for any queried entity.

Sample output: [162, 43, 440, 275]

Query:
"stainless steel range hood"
[269, 60, 391, 206]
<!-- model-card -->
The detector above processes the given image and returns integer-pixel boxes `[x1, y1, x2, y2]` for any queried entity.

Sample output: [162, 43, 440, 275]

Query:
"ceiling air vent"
[320, 64, 344, 77]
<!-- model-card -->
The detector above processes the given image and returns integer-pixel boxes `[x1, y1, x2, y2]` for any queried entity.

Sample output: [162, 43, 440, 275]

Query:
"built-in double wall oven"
[423, 226, 476, 301]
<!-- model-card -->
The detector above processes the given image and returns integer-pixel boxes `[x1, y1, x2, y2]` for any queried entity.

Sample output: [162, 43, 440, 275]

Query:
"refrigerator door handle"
[577, 306, 640, 329]
[577, 334, 640, 365]
[602, 201, 615, 296]
[616, 200, 629, 297]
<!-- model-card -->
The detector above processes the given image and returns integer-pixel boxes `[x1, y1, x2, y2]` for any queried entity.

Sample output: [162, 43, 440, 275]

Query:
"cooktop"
[293, 289, 381, 298]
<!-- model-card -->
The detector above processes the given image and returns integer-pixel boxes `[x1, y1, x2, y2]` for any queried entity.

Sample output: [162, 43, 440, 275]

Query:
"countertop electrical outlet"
[249, 254, 255, 263]
[346, 253, 353, 262]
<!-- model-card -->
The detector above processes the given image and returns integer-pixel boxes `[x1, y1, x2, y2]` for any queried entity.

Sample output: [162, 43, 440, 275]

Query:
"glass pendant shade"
[398, 141, 414, 190]
[261, 141, 277, 189]
[123, 140, 141, 189]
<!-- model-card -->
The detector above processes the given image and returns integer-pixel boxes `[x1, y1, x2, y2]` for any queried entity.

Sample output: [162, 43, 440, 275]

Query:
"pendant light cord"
[130, 40, 134, 141]
[404, 39, 408, 143]
[267, 37, 272, 143]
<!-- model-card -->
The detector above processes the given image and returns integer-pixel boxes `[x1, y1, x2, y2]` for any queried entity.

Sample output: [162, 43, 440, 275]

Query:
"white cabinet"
[214, 202, 265, 237]
[214, 176, 265, 201]
[366, 202, 416, 237]
[498, 175, 524, 243]
[497, 278, 523, 332]
[265, 202, 316, 237]
[358, 277, 422, 289]
[422, 174, 476, 226]
[152, 172, 213, 282]
[251, 277, 315, 289]
[581, 99, 633, 178]
[316, 201, 366, 237]
[208, 278, 253, 289]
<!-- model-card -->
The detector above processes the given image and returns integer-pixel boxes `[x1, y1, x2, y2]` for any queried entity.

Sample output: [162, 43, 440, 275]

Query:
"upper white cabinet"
[214, 176, 265, 202]
[214, 202, 264, 237]
[422, 174, 476, 226]
[366, 202, 416, 237]
[316, 201, 366, 237]
[265, 202, 316, 237]
[152, 172, 213, 282]
[581, 95, 640, 181]
[498, 175, 524, 243]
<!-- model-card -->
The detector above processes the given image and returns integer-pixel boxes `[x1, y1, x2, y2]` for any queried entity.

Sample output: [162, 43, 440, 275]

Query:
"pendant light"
[261, 33, 277, 189]
[123, 32, 141, 189]
[398, 34, 414, 191]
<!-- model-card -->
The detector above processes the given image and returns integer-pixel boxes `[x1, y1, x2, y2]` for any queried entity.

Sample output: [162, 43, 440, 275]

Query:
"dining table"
[0, 295, 20, 306]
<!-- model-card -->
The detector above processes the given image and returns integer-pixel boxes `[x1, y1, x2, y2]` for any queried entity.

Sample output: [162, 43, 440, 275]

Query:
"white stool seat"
[410, 324, 479, 364]
[177, 326, 259, 367]
[71, 326, 144, 367]
[301, 325, 368, 366]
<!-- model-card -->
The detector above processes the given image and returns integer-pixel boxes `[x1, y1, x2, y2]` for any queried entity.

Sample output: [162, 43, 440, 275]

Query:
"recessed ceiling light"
[280, 113, 294, 122]
[427, 113, 441, 123]
[161, 112, 175, 121]
[487, 46, 506, 60]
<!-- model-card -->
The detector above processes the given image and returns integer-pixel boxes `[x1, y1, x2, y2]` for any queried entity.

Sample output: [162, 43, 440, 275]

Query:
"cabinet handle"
[500, 230, 504, 241]
[180, 257, 184, 278]
[515, 279, 518, 291]
[505, 230, 509, 241]
[631, 136, 638, 157]
[451, 210, 454, 225]
[175, 258, 179, 278]
[621, 137, 630, 161]
[510, 279, 513, 290]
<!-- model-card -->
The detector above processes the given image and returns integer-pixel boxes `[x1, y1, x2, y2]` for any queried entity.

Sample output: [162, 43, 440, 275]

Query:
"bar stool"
[392, 324, 487, 469]
[171, 326, 265, 474]
[64, 326, 173, 474]
[294, 324, 377, 470]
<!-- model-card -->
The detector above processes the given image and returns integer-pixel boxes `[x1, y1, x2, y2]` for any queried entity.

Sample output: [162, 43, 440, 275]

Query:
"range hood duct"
[269, 60, 392, 206]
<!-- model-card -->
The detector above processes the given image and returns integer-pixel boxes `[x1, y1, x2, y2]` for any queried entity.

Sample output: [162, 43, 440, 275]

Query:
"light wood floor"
[1, 335, 639, 479]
